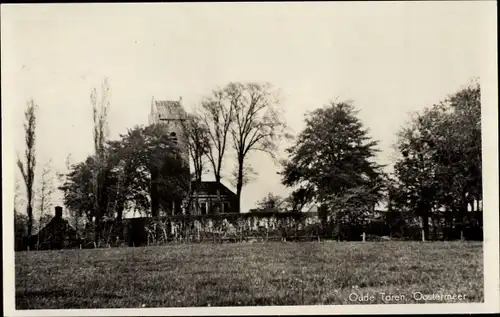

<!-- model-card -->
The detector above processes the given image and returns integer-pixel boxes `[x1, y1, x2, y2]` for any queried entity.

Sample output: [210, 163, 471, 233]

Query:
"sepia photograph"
[2, 2, 498, 316]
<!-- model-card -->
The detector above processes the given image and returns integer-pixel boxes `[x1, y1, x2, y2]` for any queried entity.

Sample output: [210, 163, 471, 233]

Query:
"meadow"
[15, 241, 483, 308]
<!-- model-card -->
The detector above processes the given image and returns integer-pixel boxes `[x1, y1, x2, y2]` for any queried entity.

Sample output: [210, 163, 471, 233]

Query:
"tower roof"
[154, 100, 187, 121]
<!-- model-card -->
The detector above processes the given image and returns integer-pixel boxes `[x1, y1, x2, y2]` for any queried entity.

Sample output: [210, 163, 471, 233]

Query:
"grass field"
[15, 241, 483, 308]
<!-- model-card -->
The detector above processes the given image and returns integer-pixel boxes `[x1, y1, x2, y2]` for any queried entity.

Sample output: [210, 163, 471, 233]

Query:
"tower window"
[170, 132, 178, 144]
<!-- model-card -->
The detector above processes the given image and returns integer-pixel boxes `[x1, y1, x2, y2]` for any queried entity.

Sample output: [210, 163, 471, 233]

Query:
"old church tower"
[147, 96, 238, 216]
[148, 97, 191, 214]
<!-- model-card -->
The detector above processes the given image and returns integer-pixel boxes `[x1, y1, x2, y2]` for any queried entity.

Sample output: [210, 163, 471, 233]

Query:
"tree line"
[280, 79, 481, 241]
[15, 81, 290, 247]
[14, 79, 482, 248]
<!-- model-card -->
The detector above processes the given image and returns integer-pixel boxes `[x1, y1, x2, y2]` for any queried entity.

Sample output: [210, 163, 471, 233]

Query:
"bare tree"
[36, 160, 55, 245]
[182, 112, 211, 214]
[228, 82, 289, 213]
[183, 113, 211, 184]
[200, 87, 235, 213]
[17, 99, 37, 237]
[201, 88, 234, 185]
[90, 78, 111, 246]
[56, 154, 73, 183]
[230, 162, 256, 190]
[256, 192, 285, 211]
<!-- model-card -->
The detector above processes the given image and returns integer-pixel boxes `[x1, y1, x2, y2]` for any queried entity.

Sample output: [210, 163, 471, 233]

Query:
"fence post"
[362, 232, 366, 242]
[421, 229, 425, 242]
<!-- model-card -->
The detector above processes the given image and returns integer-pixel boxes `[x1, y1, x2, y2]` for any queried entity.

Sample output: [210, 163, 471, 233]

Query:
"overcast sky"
[2, 2, 493, 214]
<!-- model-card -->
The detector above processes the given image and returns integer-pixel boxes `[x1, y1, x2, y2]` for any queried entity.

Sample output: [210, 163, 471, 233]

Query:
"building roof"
[28, 215, 80, 247]
[192, 181, 236, 197]
[154, 100, 187, 121]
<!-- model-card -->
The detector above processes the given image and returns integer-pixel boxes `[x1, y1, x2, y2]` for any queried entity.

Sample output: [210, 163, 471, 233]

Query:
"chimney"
[55, 206, 63, 219]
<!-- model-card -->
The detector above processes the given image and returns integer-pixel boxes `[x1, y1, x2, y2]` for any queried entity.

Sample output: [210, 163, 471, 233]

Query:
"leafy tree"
[393, 81, 481, 240]
[286, 186, 315, 212]
[60, 123, 190, 244]
[281, 101, 385, 238]
[17, 99, 37, 237]
[59, 156, 103, 224]
[393, 108, 442, 240]
[433, 82, 482, 230]
[59, 155, 114, 244]
[108, 124, 190, 217]
[228, 82, 289, 213]
[106, 139, 146, 220]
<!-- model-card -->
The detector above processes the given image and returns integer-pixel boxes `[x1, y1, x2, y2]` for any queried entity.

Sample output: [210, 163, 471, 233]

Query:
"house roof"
[154, 100, 187, 121]
[192, 181, 236, 197]
[29, 215, 80, 245]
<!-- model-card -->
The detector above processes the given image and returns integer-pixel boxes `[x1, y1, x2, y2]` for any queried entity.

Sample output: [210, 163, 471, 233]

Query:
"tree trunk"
[37, 211, 44, 249]
[149, 173, 162, 243]
[95, 209, 102, 247]
[460, 202, 469, 239]
[192, 178, 200, 216]
[236, 159, 244, 214]
[116, 201, 124, 241]
[445, 207, 453, 240]
[151, 183, 159, 218]
[193, 157, 202, 215]
[116, 204, 123, 223]
[432, 216, 438, 241]
[215, 174, 222, 214]
[27, 205, 33, 238]
[421, 213, 429, 242]
[318, 204, 328, 239]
